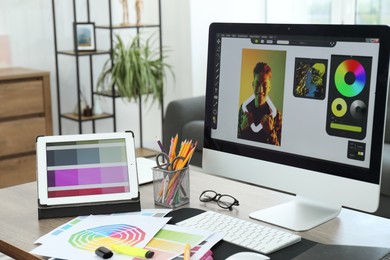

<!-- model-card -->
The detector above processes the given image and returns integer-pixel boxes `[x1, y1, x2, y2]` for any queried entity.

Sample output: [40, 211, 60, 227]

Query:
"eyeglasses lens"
[217, 195, 236, 209]
[200, 190, 217, 202]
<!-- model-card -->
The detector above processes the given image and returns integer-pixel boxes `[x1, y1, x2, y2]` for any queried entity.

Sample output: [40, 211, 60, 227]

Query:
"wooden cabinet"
[0, 68, 52, 188]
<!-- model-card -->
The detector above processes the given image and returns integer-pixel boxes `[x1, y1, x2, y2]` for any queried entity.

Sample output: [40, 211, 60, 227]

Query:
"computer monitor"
[203, 23, 390, 231]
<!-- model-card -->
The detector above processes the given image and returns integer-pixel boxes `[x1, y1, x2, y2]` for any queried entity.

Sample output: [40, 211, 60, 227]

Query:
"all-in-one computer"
[203, 23, 390, 231]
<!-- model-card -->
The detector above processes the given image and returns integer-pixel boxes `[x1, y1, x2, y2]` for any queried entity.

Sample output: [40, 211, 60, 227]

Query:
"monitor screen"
[203, 23, 390, 231]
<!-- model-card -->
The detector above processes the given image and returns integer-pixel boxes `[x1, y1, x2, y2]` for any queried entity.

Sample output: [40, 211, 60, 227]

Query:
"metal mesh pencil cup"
[153, 166, 190, 208]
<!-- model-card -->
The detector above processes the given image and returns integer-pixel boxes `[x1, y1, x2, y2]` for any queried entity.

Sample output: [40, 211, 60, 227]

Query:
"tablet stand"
[37, 192, 141, 219]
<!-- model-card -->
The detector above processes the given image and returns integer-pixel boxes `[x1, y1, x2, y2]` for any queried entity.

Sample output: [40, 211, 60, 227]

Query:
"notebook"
[136, 157, 155, 185]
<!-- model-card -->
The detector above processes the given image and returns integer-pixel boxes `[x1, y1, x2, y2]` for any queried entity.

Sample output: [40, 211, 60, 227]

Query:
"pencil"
[177, 141, 197, 169]
[170, 134, 179, 161]
[183, 243, 191, 260]
[175, 140, 191, 169]
[156, 138, 166, 153]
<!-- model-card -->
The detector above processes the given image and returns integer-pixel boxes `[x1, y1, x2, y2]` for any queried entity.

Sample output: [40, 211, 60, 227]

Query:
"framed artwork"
[74, 22, 96, 51]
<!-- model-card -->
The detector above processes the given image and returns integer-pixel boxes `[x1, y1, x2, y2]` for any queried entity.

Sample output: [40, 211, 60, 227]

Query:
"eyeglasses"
[199, 190, 239, 211]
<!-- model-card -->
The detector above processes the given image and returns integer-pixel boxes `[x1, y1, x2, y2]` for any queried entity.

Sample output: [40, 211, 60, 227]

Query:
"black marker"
[95, 246, 113, 259]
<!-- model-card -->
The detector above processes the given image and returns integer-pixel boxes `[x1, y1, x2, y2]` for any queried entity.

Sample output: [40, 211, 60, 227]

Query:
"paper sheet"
[31, 215, 170, 260]
[142, 224, 214, 259]
[32, 209, 222, 260]
[35, 209, 171, 245]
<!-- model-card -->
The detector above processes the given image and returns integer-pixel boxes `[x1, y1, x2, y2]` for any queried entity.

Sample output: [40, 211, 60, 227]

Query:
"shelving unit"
[51, 0, 163, 148]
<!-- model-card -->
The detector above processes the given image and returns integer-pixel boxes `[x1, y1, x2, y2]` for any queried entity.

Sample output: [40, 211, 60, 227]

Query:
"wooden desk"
[1, 167, 390, 255]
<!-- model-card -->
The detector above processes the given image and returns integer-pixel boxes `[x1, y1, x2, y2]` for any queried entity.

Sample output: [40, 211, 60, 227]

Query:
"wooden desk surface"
[1, 167, 390, 254]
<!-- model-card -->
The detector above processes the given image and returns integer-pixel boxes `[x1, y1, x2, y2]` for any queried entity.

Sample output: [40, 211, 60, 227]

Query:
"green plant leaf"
[96, 33, 174, 106]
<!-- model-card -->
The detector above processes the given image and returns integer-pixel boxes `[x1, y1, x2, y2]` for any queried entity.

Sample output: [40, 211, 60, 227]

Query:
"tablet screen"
[47, 138, 130, 198]
[37, 132, 139, 206]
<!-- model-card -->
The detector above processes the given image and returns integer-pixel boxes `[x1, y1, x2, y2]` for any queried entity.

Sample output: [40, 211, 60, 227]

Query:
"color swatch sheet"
[32, 209, 221, 260]
[46, 138, 129, 198]
[31, 214, 170, 260]
[143, 224, 222, 260]
[34, 209, 172, 245]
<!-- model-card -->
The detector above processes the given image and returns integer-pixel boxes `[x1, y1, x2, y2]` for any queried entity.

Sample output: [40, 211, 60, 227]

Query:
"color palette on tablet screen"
[46, 139, 130, 198]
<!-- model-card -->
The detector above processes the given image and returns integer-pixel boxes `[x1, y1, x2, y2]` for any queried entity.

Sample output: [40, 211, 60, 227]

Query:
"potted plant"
[97, 34, 173, 106]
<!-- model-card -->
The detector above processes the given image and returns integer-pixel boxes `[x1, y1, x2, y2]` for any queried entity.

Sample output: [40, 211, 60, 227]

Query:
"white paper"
[31, 215, 170, 260]
[34, 209, 172, 245]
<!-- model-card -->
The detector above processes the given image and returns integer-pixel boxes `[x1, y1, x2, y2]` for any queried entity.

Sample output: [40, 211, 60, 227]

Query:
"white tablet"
[36, 132, 139, 206]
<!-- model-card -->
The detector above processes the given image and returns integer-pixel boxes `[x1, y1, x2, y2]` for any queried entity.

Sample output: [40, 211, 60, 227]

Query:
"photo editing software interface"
[45, 139, 130, 198]
[210, 32, 382, 175]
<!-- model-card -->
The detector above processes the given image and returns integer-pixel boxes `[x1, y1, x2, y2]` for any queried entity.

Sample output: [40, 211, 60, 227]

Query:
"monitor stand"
[249, 196, 341, 231]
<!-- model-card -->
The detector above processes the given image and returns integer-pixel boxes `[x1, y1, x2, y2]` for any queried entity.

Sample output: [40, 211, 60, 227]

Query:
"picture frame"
[74, 22, 96, 52]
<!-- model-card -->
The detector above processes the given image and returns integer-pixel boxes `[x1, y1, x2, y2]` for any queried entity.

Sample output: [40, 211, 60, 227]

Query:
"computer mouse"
[225, 251, 270, 260]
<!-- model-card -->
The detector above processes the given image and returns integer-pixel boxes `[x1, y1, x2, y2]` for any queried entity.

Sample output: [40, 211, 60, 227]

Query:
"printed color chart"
[46, 139, 130, 198]
[143, 226, 211, 259]
[68, 224, 145, 251]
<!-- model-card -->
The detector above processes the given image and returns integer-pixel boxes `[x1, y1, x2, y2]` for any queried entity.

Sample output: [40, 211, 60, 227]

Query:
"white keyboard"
[176, 211, 301, 254]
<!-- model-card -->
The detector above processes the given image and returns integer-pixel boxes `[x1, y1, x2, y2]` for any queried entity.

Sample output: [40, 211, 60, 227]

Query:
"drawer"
[0, 117, 46, 157]
[0, 79, 44, 119]
[0, 154, 36, 188]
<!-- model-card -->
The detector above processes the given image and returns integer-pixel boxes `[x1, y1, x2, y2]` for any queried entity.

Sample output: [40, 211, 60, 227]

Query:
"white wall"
[189, 0, 265, 96]
[0, 1, 53, 70]
[0, 0, 264, 149]
[0, 0, 174, 149]
[160, 0, 192, 107]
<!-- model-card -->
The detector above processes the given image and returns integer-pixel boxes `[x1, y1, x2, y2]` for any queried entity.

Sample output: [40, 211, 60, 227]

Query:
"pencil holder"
[153, 166, 190, 208]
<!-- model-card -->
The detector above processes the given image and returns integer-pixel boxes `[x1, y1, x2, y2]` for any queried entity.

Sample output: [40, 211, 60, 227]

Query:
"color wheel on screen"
[68, 224, 146, 252]
[326, 55, 372, 140]
[334, 59, 366, 97]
